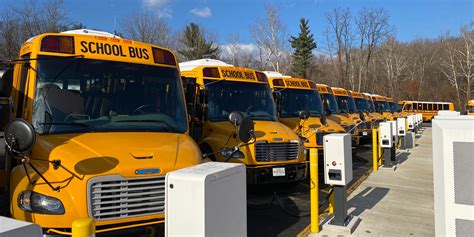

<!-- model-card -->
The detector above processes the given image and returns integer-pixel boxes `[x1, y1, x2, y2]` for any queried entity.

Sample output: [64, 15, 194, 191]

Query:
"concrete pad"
[312, 128, 434, 236]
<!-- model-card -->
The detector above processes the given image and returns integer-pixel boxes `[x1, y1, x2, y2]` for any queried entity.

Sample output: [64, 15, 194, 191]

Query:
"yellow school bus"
[316, 84, 360, 144]
[467, 100, 474, 115]
[331, 87, 364, 134]
[180, 59, 307, 184]
[399, 100, 454, 121]
[363, 93, 385, 122]
[349, 91, 382, 135]
[386, 97, 403, 118]
[371, 94, 396, 121]
[264, 72, 345, 152]
[0, 30, 201, 235]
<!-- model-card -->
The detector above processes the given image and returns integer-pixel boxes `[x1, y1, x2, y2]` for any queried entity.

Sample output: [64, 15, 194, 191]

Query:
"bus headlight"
[18, 191, 65, 215]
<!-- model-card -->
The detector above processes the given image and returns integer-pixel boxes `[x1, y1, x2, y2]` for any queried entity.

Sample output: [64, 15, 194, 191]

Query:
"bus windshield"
[205, 80, 277, 121]
[321, 93, 339, 114]
[389, 102, 401, 112]
[33, 56, 187, 134]
[374, 101, 390, 112]
[279, 88, 323, 118]
[347, 96, 358, 113]
[354, 98, 370, 112]
[335, 96, 349, 113]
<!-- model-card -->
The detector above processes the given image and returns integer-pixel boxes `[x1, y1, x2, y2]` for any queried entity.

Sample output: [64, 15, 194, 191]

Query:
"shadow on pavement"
[348, 187, 390, 217]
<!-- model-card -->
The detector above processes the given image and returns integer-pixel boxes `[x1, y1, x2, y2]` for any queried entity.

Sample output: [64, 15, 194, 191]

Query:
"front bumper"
[247, 163, 307, 184]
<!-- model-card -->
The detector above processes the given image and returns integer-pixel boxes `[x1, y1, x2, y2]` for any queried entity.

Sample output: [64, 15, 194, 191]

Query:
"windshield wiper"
[249, 114, 274, 120]
[40, 122, 96, 133]
[114, 119, 174, 131]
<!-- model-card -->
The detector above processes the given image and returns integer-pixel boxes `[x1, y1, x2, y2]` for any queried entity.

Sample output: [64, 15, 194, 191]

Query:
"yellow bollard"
[310, 148, 320, 233]
[72, 218, 95, 237]
[372, 127, 378, 171]
[328, 190, 334, 214]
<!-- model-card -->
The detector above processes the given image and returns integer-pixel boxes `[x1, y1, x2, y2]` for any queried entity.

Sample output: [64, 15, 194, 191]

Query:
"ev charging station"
[397, 117, 407, 149]
[322, 134, 360, 233]
[379, 122, 396, 168]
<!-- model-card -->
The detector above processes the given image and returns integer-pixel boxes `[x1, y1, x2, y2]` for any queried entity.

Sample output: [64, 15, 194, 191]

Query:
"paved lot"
[313, 127, 434, 236]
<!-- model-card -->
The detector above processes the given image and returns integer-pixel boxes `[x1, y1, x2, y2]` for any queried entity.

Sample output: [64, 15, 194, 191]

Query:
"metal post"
[378, 128, 382, 166]
[372, 127, 378, 171]
[310, 148, 319, 233]
[72, 218, 95, 237]
[383, 148, 392, 167]
[331, 185, 348, 226]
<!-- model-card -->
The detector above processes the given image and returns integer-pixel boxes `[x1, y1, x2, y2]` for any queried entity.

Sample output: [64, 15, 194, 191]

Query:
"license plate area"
[272, 167, 285, 177]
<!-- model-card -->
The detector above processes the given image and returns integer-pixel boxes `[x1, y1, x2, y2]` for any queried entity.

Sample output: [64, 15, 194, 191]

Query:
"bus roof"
[316, 83, 333, 94]
[349, 90, 366, 99]
[331, 87, 349, 96]
[179, 58, 233, 72]
[399, 100, 453, 104]
[263, 71, 291, 79]
[179, 59, 267, 84]
[19, 31, 177, 67]
[268, 77, 317, 90]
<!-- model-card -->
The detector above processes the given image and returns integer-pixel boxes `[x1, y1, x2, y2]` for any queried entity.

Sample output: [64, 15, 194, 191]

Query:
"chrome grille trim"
[87, 175, 165, 220]
[254, 142, 299, 162]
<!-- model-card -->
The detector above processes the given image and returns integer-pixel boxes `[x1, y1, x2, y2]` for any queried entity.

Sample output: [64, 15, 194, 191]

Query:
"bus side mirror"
[359, 112, 366, 121]
[228, 111, 244, 126]
[298, 110, 310, 120]
[0, 68, 13, 97]
[237, 117, 255, 143]
[321, 112, 327, 125]
[4, 119, 36, 154]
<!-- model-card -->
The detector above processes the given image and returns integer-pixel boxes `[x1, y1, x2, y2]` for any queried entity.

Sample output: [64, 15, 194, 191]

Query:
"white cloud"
[220, 43, 259, 58]
[142, 0, 167, 7]
[190, 7, 212, 18]
[142, 0, 172, 18]
[157, 8, 173, 18]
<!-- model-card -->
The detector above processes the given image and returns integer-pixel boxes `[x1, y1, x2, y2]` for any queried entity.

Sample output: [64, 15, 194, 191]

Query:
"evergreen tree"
[289, 18, 317, 78]
[178, 23, 219, 60]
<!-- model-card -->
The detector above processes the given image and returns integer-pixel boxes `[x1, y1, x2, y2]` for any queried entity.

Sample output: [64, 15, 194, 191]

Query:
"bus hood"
[32, 132, 201, 178]
[208, 120, 299, 143]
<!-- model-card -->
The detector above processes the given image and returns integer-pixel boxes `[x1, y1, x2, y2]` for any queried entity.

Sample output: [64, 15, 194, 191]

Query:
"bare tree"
[120, 11, 170, 47]
[251, 4, 288, 72]
[355, 8, 392, 91]
[378, 36, 408, 98]
[324, 8, 354, 88]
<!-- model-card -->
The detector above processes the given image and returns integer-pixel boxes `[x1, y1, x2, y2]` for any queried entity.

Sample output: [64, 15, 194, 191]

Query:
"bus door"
[182, 77, 202, 140]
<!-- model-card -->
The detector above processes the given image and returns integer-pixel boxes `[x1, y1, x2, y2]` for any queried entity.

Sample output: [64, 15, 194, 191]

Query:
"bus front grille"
[255, 142, 299, 162]
[87, 175, 165, 220]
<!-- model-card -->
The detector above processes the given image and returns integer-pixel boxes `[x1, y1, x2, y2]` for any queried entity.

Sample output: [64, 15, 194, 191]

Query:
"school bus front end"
[371, 95, 396, 121]
[266, 75, 345, 151]
[180, 61, 307, 184]
[350, 91, 379, 136]
[317, 84, 360, 145]
[4, 31, 201, 234]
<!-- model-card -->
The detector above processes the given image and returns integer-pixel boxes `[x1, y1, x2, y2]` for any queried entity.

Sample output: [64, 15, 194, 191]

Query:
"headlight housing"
[18, 190, 65, 215]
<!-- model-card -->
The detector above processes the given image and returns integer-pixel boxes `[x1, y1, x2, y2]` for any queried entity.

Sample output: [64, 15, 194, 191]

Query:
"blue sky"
[1, 0, 473, 46]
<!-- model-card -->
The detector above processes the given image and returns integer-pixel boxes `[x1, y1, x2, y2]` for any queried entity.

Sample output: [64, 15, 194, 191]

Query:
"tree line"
[0, 1, 472, 110]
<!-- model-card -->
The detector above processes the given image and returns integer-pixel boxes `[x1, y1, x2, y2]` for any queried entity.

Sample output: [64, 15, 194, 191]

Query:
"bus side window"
[428, 103, 433, 111]
[182, 77, 197, 117]
[422, 103, 427, 111]
[434, 104, 438, 111]
[443, 104, 449, 110]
